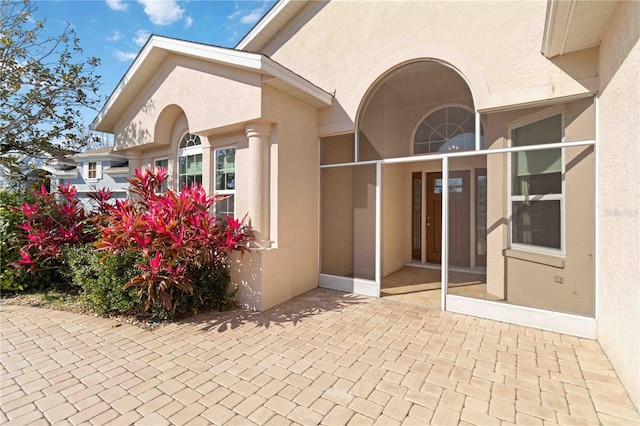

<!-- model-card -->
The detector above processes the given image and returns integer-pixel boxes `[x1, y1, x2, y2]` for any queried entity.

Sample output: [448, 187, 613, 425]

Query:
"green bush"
[0, 190, 55, 292]
[64, 245, 235, 320]
[173, 265, 237, 318]
[65, 244, 144, 316]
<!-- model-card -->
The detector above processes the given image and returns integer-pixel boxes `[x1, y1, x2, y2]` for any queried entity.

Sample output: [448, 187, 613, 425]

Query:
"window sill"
[503, 248, 565, 269]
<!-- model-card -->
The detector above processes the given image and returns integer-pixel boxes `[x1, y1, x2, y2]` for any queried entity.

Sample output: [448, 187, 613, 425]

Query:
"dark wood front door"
[425, 171, 471, 266]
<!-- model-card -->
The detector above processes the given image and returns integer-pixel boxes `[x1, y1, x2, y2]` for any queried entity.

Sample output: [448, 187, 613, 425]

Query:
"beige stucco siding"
[113, 56, 262, 151]
[484, 99, 595, 316]
[263, 86, 320, 297]
[263, 0, 598, 135]
[596, 0, 640, 410]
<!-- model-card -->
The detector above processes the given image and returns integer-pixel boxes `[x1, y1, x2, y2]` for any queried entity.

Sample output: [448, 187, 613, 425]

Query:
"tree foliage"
[0, 0, 101, 159]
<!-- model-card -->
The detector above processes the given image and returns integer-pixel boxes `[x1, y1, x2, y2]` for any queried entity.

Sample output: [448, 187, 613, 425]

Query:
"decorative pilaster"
[245, 122, 272, 248]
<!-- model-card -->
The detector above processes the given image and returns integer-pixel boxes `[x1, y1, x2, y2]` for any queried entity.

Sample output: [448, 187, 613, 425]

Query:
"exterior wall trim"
[447, 294, 597, 338]
[318, 274, 377, 298]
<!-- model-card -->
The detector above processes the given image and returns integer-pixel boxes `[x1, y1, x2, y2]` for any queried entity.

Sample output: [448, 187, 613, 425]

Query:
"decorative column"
[127, 150, 143, 175]
[245, 122, 272, 248]
[201, 136, 212, 196]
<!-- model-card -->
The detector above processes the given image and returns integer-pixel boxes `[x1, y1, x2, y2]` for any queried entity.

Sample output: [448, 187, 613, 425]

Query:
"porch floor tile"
[1, 288, 638, 425]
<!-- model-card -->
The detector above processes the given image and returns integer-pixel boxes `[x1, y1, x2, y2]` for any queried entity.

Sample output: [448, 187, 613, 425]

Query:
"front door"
[425, 171, 471, 266]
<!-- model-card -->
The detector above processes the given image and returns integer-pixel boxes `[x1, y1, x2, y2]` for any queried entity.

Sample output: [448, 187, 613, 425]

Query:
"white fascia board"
[542, 0, 575, 58]
[102, 169, 130, 176]
[52, 168, 78, 179]
[154, 37, 264, 71]
[262, 58, 333, 107]
[72, 152, 128, 161]
[236, 0, 296, 51]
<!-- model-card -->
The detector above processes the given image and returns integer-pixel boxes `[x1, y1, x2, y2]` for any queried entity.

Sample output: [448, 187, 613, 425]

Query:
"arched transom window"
[413, 105, 483, 154]
[177, 133, 202, 189]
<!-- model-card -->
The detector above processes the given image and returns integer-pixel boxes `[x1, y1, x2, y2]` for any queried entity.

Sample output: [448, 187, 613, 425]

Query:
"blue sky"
[31, 0, 276, 132]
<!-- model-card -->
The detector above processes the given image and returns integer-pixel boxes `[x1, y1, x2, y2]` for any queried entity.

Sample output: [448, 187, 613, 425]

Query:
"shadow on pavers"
[180, 288, 368, 333]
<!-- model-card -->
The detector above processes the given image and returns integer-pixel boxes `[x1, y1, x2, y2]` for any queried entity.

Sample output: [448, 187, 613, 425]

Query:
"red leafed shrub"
[10, 183, 102, 274]
[94, 168, 253, 312]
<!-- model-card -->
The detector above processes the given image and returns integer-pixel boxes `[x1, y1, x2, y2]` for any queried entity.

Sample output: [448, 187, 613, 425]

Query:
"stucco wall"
[482, 99, 596, 316]
[265, 0, 598, 135]
[263, 86, 320, 298]
[596, 0, 640, 410]
[114, 56, 262, 151]
[381, 164, 406, 276]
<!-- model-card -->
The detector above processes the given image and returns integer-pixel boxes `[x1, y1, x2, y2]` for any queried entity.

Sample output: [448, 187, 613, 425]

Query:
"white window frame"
[411, 103, 478, 155]
[84, 161, 102, 182]
[507, 107, 566, 256]
[213, 146, 236, 218]
[177, 133, 202, 190]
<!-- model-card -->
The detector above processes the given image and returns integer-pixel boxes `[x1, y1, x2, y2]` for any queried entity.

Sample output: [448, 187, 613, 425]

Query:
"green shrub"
[173, 265, 237, 318]
[65, 245, 236, 320]
[95, 168, 252, 314]
[65, 244, 144, 316]
[0, 190, 54, 292]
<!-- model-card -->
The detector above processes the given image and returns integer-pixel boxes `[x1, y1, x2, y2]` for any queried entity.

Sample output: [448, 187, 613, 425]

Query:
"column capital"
[245, 122, 272, 139]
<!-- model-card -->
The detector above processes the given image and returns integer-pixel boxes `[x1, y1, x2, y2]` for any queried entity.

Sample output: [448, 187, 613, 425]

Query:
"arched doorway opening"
[357, 60, 488, 307]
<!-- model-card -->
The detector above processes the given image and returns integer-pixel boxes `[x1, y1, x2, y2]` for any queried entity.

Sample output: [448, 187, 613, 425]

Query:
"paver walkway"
[1, 288, 638, 425]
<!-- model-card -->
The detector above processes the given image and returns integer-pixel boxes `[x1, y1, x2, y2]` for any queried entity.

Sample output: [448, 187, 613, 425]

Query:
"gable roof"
[92, 35, 332, 133]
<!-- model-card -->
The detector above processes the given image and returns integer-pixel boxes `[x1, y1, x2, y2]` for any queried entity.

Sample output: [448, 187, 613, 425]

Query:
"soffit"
[542, 0, 617, 58]
[235, 0, 310, 52]
[92, 35, 331, 133]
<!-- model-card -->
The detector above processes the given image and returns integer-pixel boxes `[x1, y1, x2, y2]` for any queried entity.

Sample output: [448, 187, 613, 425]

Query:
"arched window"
[413, 105, 483, 154]
[177, 133, 202, 189]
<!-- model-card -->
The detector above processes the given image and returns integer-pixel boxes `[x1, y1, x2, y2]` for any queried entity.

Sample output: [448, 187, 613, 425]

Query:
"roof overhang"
[92, 35, 332, 133]
[542, 0, 617, 58]
[235, 0, 309, 52]
[71, 151, 129, 161]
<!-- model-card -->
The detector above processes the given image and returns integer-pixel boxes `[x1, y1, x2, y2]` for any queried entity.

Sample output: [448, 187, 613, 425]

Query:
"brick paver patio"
[1, 288, 639, 425]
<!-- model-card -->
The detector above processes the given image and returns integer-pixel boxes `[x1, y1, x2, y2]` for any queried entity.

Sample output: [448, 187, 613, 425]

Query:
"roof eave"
[542, 0, 617, 58]
[92, 35, 332, 133]
[541, 0, 574, 58]
[236, 0, 309, 52]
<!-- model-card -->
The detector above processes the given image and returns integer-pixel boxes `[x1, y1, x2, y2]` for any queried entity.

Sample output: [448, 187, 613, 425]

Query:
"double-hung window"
[177, 133, 202, 189]
[85, 161, 101, 181]
[510, 114, 563, 252]
[88, 162, 97, 179]
[214, 147, 235, 218]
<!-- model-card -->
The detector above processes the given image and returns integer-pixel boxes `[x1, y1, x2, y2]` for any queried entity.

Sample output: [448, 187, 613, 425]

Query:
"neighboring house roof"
[542, 0, 617, 58]
[235, 0, 310, 52]
[92, 35, 333, 133]
[71, 145, 128, 161]
[103, 166, 129, 176]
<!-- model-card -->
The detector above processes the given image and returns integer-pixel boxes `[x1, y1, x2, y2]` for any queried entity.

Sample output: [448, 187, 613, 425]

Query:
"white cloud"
[114, 50, 137, 61]
[240, 9, 263, 25]
[227, 3, 269, 25]
[184, 16, 193, 29]
[106, 30, 123, 42]
[106, 0, 128, 11]
[227, 8, 242, 20]
[138, 0, 184, 26]
[133, 29, 150, 46]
